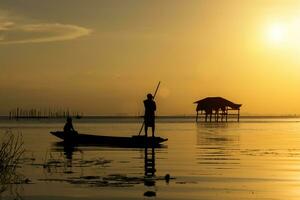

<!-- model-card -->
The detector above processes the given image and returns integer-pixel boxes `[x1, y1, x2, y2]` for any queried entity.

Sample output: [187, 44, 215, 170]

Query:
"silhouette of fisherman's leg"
[152, 125, 155, 138]
[144, 125, 148, 137]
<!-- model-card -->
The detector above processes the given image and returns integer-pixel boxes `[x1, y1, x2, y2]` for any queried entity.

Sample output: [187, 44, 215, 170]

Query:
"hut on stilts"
[194, 97, 242, 122]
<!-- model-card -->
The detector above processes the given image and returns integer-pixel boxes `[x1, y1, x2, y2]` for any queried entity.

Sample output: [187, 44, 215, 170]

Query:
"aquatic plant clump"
[0, 133, 25, 193]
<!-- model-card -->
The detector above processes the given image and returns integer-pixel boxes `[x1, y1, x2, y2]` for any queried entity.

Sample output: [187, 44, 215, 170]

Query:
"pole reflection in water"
[143, 145, 156, 197]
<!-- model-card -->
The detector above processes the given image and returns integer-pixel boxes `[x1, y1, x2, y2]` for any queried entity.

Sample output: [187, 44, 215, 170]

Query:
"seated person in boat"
[144, 93, 156, 137]
[64, 117, 77, 135]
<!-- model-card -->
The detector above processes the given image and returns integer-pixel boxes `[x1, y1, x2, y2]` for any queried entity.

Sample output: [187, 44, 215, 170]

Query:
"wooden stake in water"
[138, 81, 161, 136]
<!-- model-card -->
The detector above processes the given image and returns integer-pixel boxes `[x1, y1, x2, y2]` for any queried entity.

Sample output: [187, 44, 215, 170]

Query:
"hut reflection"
[196, 123, 241, 170]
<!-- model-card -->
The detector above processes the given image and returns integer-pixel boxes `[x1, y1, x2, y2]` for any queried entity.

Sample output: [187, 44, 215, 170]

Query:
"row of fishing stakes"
[9, 108, 83, 120]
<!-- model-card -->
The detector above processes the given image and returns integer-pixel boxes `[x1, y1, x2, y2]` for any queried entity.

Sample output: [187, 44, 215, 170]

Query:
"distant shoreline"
[0, 115, 300, 119]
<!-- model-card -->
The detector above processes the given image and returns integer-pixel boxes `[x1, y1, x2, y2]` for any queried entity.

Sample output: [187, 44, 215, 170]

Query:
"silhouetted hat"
[147, 93, 153, 99]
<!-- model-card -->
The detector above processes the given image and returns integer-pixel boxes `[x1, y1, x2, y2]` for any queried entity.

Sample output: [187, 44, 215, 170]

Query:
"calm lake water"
[2, 117, 300, 200]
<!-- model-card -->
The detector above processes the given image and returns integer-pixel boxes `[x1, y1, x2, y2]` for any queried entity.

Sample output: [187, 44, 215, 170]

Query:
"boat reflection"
[62, 144, 76, 160]
[46, 141, 167, 197]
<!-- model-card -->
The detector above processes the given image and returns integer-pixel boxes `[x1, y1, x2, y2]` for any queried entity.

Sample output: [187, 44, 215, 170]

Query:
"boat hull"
[50, 131, 167, 147]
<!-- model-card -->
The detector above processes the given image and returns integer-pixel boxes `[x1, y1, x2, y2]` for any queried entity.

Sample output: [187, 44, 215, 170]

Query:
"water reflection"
[143, 146, 156, 197]
[196, 123, 240, 170]
[63, 144, 76, 160]
[43, 142, 168, 197]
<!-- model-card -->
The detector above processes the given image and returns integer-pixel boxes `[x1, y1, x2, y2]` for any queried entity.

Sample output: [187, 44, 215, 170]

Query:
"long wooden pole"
[138, 81, 161, 136]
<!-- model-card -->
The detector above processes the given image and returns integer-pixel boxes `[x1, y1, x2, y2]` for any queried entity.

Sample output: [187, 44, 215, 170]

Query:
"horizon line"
[1, 115, 300, 118]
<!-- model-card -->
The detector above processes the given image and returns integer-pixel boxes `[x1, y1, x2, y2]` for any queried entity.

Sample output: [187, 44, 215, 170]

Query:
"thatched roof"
[194, 97, 241, 111]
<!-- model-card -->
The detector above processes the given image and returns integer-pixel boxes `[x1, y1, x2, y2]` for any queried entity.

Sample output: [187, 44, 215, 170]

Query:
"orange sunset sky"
[1, 0, 300, 116]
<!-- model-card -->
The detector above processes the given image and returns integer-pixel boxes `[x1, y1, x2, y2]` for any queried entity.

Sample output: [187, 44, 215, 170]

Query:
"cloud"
[0, 21, 14, 30]
[0, 13, 92, 44]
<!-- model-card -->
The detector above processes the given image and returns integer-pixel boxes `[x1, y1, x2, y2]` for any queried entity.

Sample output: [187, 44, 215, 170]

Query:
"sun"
[267, 23, 287, 43]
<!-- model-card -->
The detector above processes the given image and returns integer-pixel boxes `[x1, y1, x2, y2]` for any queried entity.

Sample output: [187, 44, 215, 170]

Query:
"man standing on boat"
[144, 93, 156, 137]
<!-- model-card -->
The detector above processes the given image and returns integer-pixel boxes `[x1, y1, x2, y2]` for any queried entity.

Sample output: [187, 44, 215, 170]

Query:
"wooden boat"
[50, 131, 168, 147]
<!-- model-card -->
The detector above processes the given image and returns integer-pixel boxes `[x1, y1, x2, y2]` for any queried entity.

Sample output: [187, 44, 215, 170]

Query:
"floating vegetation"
[39, 173, 173, 188]
[27, 149, 114, 177]
[32, 147, 175, 189]
[78, 158, 112, 167]
[40, 152, 112, 172]
[144, 191, 156, 197]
